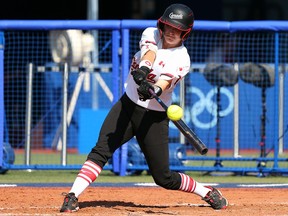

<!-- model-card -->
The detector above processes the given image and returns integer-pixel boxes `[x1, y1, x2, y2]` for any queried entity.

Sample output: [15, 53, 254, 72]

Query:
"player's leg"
[137, 111, 228, 210]
[60, 94, 135, 212]
[136, 110, 181, 189]
[71, 94, 135, 195]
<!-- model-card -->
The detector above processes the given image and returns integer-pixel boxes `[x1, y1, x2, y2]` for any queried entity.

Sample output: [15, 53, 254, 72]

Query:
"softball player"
[60, 3, 228, 213]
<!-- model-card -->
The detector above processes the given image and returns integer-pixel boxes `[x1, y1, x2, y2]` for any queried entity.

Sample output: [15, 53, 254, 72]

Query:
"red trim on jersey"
[144, 40, 157, 45]
[160, 73, 174, 78]
[140, 40, 157, 48]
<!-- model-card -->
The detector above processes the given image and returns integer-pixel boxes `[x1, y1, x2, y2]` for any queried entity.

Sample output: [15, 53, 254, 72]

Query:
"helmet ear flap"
[182, 22, 194, 40]
[181, 29, 191, 40]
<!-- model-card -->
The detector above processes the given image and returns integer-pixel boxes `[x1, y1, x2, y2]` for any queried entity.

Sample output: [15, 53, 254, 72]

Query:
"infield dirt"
[1, 187, 287, 215]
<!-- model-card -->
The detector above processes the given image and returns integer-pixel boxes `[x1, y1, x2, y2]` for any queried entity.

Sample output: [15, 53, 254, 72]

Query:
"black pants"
[87, 93, 181, 190]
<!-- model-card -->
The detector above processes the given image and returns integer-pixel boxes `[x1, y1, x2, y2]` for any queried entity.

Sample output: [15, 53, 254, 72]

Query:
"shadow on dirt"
[80, 200, 172, 209]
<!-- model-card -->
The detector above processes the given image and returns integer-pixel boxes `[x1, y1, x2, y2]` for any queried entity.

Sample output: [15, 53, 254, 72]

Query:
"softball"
[167, 105, 183, 121]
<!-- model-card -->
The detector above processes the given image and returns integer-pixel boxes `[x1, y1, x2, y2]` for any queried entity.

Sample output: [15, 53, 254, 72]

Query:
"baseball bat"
[149, 89, 208, 155]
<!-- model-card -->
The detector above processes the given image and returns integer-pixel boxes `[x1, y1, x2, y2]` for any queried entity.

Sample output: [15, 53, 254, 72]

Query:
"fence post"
[24, 63, 33, 165]
[273, 32, 280, 169]
[61, 63, 69, 166]
[117, 28, 130, 176]
[0, 32, 4, 167]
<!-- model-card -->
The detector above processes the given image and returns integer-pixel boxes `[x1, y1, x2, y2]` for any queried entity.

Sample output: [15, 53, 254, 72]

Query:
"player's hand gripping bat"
[148, 89, 208, 155]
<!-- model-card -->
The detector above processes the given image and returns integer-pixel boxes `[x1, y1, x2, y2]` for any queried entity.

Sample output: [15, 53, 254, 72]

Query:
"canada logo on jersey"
[178, 66, 189, 75]
[130, 56, 139, 71]
[159, 61, 165, 68]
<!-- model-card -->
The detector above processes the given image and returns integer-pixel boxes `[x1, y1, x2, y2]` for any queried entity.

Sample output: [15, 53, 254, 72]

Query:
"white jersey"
[125, 27, 191, 111]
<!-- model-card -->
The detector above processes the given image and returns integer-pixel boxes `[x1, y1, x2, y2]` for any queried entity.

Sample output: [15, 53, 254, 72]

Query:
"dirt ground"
[0, 187, 288, 215]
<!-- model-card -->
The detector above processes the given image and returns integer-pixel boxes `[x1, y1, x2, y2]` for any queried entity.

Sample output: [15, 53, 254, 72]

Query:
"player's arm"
[139, 27, 159, 60]
[132, 49, 156, 86]
[154, 79, 171, 92]
[137, 79, 171, 101]
[151, 79, 172, 97]
[141, 50, 156, 66]
[132, 28, 159, 85]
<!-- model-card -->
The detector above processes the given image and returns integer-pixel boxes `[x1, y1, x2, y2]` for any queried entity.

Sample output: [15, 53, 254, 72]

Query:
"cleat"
[60, 192, 79, 213]
[202, 187, 228, 210]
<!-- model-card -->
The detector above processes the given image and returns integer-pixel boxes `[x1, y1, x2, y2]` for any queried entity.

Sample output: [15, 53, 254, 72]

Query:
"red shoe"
[60, 192, 79, 213]
[202, 187, 228, 210]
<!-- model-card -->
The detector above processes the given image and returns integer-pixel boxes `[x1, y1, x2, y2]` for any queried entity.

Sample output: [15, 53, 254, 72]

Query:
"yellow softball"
[167, 105, 183, 121]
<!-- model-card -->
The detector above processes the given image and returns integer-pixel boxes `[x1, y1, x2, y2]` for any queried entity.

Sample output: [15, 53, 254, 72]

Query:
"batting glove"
[131, 66, 150, 85]
[137, 80, 162, 101]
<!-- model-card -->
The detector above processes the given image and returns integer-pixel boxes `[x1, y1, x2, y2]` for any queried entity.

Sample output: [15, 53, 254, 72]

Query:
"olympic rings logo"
[171, 87, 234, 130]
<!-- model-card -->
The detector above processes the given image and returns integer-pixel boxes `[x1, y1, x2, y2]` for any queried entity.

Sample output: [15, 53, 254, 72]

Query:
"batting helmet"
[158, 4, 194, 40]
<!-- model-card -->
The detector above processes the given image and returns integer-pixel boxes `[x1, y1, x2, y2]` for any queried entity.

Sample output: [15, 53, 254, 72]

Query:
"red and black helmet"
[157, 4, 194, 40]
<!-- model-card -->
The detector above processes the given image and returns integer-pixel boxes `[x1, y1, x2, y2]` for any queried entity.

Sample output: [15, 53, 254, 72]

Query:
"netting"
[0, 20, 287, 175]
[3, 29, 117, 167]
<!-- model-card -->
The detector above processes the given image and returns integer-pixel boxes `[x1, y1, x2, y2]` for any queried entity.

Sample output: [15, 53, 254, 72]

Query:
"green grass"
[2, 150, 286, 184]
[1, 170, 288, 184]
[14, 152, 87, 165]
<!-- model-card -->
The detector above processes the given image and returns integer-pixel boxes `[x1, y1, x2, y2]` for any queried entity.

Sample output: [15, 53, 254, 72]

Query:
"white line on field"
[0, 184, 17, 187]
[134, 183, 157, 187]
[238, 183, 288, 187]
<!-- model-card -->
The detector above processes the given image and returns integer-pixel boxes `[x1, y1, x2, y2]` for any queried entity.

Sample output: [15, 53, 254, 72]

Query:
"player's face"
[162, 25, 182, 48]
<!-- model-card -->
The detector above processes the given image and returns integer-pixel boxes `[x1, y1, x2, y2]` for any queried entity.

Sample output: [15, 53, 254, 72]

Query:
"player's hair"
[157, 4, 194, 40]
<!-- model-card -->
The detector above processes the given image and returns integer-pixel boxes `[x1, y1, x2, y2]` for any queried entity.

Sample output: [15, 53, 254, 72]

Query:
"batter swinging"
[60, 3, 228, 213]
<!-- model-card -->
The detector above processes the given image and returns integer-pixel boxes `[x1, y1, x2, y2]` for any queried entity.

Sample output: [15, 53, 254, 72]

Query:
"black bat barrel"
[173, 119, 208, 155]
